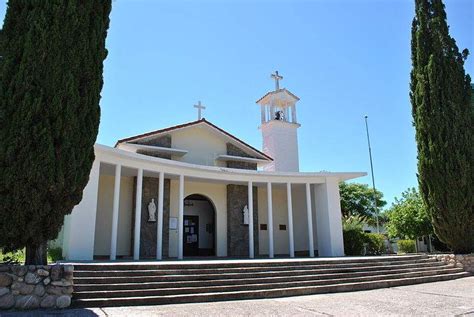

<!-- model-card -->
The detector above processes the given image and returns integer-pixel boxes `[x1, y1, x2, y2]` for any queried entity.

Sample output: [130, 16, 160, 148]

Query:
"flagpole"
[364, 115, 380, 233]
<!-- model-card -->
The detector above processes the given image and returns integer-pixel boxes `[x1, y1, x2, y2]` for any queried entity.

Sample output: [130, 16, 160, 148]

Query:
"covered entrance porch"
[61, 144, 364, 261]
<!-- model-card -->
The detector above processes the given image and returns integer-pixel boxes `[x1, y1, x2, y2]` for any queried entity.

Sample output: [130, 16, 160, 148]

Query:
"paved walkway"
[2, 277, 473, 316]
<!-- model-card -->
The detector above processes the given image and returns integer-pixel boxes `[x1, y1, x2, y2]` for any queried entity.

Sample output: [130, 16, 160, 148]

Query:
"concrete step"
[73, 267, 464, 299]
[72, 272, 470, 307]
[71, 255, 429, 271]
[73, 261, 446, 284]
[73, 258, 439, 277]
[73, 265, 457, 292]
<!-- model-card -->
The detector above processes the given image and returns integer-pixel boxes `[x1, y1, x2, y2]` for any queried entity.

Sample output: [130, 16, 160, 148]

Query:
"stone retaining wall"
[431, 254, 474, 273]
[0, 264, 73, 310]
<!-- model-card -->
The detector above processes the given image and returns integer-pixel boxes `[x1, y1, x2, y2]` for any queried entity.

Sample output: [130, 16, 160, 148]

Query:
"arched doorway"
[183, 194, 216, 257]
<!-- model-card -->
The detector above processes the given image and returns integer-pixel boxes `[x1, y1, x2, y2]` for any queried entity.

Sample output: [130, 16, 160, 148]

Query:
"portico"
[61, 144, 363, 261]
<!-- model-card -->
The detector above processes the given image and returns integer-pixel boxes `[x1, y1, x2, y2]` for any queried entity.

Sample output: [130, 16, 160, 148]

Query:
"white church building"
[60, 72, 365, 261]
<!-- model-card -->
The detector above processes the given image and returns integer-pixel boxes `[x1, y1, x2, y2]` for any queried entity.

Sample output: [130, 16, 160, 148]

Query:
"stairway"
[71, 255, 469, 307]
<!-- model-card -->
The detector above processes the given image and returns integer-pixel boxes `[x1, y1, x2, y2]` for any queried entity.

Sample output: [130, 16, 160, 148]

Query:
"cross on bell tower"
[270, 71, 283, 91]
[194, 101, 206, 120]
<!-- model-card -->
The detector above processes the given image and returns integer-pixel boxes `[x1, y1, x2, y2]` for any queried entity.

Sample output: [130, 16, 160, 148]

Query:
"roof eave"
[114, 118, 273, 162]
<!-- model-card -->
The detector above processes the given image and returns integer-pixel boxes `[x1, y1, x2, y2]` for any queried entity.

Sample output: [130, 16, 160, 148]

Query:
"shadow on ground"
[0, 308, 99, 317]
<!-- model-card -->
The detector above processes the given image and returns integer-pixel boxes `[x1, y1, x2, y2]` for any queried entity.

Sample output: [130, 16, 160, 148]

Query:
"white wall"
[93, 175, 134, 256]
[261, 121, 299, 172]
[62, 160, 100, 261]
[258, 185, 317, 255]
[258, 187, 289, 255]
[184, 200, 214, 250]
[314, 178, 344, 256]
[169, 180, 227, 257]
[171, 126, 227, 167]
[291, 186, 308, 252]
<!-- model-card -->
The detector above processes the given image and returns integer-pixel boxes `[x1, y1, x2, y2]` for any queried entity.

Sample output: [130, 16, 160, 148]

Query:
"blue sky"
[0, 0, 472, 207]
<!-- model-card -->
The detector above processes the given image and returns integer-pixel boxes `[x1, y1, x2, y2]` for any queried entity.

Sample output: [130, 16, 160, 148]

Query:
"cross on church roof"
[194, 101, 206, 120]
[271, 71, 283, 91]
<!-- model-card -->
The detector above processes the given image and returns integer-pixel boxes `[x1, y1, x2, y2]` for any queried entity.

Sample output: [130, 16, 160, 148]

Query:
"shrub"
[0, 249, 25, 264]
[1, 247, 63, 264]
[365, 233, 385, 255]
[398, 239, 416, 254]
[47, 247, 63, 263]
[342, 215, 369, 256]
[343, 228, 366, 256]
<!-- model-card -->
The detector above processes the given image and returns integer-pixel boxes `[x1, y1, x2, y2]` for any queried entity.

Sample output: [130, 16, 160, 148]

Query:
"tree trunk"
[25, 241, 47, 265]
[428, 234, 433, 253]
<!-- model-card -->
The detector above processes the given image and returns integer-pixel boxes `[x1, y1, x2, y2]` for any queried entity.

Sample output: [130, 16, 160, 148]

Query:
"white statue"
[148, 199, 157, 222]
[242, 205, 249, 225]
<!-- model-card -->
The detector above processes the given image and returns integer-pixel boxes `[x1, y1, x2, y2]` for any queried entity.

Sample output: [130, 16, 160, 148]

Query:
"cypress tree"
[410, 0, 473, 253]
[0, 1, 111, 264]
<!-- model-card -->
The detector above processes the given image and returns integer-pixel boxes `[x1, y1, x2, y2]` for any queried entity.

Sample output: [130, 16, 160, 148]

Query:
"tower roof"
[256, 88, 300, 105]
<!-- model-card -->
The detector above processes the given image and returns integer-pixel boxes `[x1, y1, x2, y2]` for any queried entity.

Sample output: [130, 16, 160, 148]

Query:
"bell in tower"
[256, 71, 301, 172]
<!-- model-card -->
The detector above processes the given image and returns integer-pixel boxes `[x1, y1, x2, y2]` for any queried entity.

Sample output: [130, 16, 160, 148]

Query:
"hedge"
[397, 239, 416, 254]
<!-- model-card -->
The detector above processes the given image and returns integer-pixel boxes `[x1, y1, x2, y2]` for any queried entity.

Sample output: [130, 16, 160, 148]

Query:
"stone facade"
[227, 184, 259, 256]
[430, 254, 474, 273]
[134, 135, 172, 159]
[131, 177, 171, 258]
[0, 264, 73, 310]
[226, 143, 258, 170]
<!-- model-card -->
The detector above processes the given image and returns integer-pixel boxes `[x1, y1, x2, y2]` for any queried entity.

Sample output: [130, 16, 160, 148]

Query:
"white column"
[286, 183, 295, 258]
[267, 182, 274, 258]
[261, 105, 266, 124]
[110, 164, 121, 260]
[156, 171, 164, 260]
[248, 181, 254, 259]
[133, 168, 143, 260]
[178, 175, 184, 259]
[291, 103, 297, 123]
[63, 159, 100, 260]
[306, 183, 315, 257]
[315, 178, 345, 256]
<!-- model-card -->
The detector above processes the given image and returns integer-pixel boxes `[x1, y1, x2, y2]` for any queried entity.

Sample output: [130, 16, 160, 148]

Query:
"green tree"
[386, 188, 433, 240]
[0, 1, 111, 264]
[339, 182, 387, 224]
[410, 0, 474, 253]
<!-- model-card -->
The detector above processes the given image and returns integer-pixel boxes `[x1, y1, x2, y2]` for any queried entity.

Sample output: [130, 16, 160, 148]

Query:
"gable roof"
[115, 118, 273, 161]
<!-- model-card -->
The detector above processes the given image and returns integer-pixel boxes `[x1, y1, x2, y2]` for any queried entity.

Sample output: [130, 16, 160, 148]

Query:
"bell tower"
[257, 71, 301, 172]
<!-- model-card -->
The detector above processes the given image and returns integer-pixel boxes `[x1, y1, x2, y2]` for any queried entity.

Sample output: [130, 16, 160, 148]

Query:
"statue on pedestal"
[148, 198, 157, 222]
[242, 205, 249, 225]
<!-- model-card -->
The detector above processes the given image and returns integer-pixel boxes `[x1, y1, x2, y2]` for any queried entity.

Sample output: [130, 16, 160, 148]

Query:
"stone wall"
[227, 184, 259, 256]
[0, 264, 73, 310]
[430, 254, 474, 273]
[131, 177, 170, 258]
[134, 135, 172, 159]
[226, 143, 257, 170]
